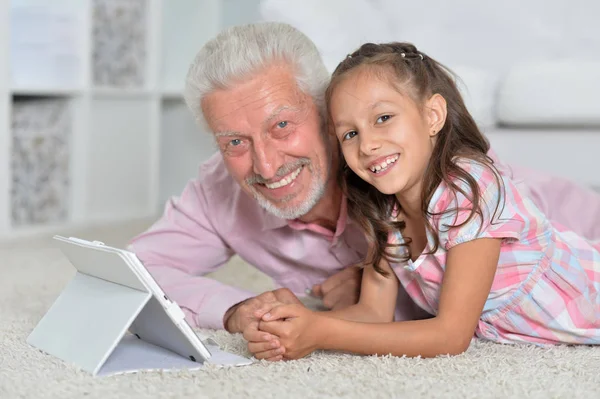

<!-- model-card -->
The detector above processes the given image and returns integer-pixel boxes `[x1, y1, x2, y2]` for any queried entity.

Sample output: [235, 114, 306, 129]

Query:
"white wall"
[159, 99, 217, 206]
[157, 0, 263, 205]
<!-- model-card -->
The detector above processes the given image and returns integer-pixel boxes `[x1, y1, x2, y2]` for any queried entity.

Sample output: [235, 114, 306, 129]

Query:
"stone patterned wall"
[11, 98, 71, 226]
[92, 0, 147, 88]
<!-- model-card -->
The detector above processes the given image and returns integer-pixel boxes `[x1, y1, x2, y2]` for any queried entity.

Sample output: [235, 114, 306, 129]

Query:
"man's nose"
[252, 141, 280, 180]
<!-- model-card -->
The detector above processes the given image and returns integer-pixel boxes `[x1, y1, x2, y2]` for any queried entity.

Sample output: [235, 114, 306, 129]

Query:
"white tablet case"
[27, 235, 253, 376]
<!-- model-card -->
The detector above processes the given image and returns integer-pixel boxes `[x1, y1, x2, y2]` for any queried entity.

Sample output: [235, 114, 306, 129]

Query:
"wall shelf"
[0, 0, 242, 239]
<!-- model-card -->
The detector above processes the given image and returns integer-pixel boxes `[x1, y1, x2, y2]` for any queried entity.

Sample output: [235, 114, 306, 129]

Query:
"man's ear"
[425, 93, 447, 136]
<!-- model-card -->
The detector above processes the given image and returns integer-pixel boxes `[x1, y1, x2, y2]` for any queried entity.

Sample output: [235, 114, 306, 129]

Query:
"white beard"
[253, 175, 326, 220]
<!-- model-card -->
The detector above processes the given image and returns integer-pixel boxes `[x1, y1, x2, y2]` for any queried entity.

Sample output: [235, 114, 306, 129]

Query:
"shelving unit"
[0, 0, 262, 240]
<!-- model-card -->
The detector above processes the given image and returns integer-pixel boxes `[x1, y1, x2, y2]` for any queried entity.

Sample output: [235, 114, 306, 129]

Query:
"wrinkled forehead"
[201, 66, 312, 129]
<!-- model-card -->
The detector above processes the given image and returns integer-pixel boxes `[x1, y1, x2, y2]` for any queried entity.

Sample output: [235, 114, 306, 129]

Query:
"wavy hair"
[325, 42, 503, 275]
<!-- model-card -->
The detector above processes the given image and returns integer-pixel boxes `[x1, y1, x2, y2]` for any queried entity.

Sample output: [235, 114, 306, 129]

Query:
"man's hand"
[223, 288, 302, 333]
[244, 318, 286, 361]
[258, 304, 323, 360]
[311, 266, 362, 310]
[223, 288, 303, 361]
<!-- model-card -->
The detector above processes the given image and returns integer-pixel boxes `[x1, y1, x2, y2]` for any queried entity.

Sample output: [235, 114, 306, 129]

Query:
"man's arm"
[128, 174, 254, 330]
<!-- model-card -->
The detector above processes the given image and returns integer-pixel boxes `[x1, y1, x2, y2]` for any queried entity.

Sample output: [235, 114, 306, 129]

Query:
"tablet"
[57, 235, 212, 361]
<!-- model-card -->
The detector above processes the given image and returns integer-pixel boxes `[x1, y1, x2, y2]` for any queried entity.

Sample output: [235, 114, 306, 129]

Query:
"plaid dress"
[390, 158, 600, 345]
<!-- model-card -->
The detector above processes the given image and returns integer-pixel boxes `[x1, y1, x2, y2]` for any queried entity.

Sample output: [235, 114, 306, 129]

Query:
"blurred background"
[0, 0, 598, 244]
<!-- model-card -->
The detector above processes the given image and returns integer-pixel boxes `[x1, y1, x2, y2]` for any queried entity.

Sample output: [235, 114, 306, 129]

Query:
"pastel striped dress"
[389, 158, 600, 345]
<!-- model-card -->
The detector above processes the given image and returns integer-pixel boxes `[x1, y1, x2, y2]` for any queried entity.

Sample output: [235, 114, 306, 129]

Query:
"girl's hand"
[243, 320, 286, 361]
[258, 304, 323, 360]
[242, 300, 291, 361]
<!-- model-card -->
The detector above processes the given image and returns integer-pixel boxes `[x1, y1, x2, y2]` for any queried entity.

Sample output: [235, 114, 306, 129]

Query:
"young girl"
[251, 42, 600, 360]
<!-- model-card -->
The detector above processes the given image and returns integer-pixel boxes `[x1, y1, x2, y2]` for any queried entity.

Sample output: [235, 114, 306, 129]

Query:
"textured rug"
[1, 220, 599, 398]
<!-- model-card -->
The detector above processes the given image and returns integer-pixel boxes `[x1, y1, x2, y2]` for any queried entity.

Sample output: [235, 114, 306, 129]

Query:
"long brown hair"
[326, 42, 503, 275]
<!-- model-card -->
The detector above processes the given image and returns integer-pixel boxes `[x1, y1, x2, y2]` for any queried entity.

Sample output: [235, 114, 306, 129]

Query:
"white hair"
[183, 22, 330, 128]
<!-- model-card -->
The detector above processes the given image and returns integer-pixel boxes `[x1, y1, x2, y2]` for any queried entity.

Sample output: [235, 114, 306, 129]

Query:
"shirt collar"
[261, 194, 351, 239]
[261, 210, 289, 231]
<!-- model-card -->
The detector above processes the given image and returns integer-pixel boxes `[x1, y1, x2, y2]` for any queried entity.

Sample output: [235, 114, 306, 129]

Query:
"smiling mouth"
[263, 166, 303, 189]
[369, 154, 399, 174]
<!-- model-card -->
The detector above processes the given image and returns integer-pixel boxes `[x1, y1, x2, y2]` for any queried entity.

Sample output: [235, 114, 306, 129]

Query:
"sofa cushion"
[496, 61, 600, 127]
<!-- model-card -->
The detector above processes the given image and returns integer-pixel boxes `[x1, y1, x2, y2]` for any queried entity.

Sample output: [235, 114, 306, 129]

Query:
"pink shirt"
[129, 152, 426, 329]
[129, 151, 600, 330]
[390, 158, 600, 345]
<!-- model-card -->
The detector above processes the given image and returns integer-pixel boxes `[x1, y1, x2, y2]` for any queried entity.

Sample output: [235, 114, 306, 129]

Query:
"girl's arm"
[318, 237, 501, 357]
[320, 259, 399, 323]
[261, 237, 501, 358]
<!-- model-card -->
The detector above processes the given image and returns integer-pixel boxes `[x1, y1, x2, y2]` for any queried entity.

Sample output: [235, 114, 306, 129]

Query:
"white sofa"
[455, 61, 600, 191]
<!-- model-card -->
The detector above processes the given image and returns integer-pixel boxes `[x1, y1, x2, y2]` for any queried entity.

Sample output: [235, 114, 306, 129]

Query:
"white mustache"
[246, 158, 310, 185]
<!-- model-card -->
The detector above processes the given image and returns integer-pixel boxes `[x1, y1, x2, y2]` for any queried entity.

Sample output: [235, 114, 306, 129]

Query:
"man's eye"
[376, 115, 391, 123]
[343, 131, 358, 141]
[230, 139, 242, 146]
[277, 121, 288, 128]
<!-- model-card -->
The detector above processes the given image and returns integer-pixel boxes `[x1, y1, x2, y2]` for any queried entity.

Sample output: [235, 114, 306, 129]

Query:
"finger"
[243, 322, 277, 342]
[252, 301, 283, 319]
[248, 339, 281, 354]
[262, 304, 298, 322]
[322, 277, 360, 309]
[321, 266, 360, 295]
[253, 347, 286, 360]
[259, 320, 287, 336]
[256, 291, 278, 304]
[310, 284, 323, 298]
[265, 355, 284, 362]
[236, 301, 261, 322]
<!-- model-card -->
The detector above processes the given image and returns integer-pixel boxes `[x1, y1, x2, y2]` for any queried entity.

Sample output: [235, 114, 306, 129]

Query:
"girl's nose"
[359, 134, 382, 155]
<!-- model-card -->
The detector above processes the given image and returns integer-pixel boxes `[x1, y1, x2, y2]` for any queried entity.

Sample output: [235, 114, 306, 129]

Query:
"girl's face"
[329, 67, 445, 202]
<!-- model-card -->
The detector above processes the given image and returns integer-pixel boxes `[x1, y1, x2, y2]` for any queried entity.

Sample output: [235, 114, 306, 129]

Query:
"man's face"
[202, 64, 331, 219]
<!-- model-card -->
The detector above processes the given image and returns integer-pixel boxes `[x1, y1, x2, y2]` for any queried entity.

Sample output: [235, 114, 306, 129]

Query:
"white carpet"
[2, 220, 600, 398]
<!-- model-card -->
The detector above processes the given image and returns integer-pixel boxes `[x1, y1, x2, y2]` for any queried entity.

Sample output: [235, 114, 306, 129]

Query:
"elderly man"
[129, 22, 600, 360]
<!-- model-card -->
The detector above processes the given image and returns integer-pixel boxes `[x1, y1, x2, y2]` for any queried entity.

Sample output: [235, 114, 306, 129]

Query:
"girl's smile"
[366, 153, 400, 176]
[329, 66, 443, 207]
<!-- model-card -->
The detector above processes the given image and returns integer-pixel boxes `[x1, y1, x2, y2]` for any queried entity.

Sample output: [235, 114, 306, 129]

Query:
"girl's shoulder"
[452, 156, 502, 182]
[427, 155, 526, 250]
[429, 155, 505, 212]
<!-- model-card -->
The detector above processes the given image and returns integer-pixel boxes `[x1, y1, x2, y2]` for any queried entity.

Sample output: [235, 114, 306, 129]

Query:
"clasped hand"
[252, 302, 321, 361]
[226, 266, 361, 361]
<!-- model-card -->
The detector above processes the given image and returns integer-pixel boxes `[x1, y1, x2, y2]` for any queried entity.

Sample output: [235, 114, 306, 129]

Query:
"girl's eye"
[376, 115, 392, 124]
[343, 131, 358, 141]
[277, 121, 288, 128]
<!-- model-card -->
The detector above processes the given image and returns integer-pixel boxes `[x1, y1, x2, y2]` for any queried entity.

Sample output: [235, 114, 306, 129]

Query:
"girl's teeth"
[370, 155, 399, 173]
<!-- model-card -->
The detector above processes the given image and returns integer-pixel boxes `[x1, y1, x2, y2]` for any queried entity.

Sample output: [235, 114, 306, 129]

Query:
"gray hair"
[183, 22, 330, 128]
